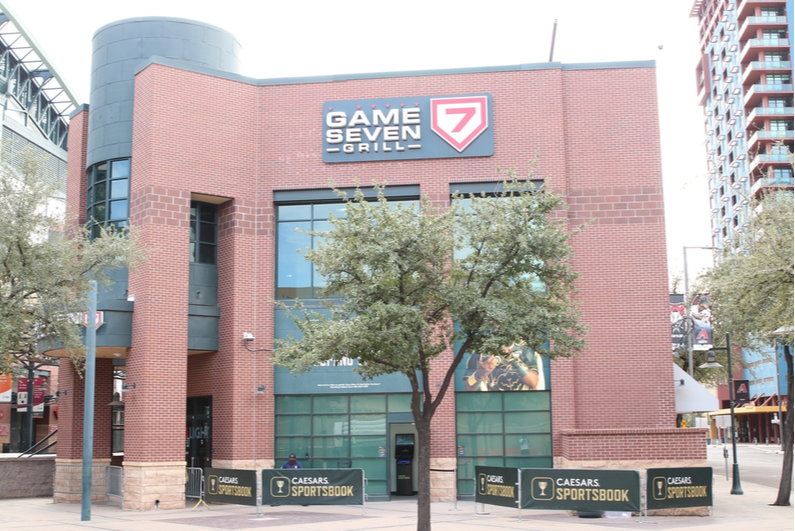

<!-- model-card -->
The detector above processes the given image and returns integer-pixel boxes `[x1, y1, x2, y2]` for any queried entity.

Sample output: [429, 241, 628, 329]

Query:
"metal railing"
[185, 467, 204, 500]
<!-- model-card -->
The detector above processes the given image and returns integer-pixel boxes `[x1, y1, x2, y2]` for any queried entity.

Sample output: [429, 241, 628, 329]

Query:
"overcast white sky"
[8, 0, 716, 285]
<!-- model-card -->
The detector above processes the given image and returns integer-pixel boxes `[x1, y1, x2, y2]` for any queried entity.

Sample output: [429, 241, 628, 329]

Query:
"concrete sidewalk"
[0, 480, 792, 531]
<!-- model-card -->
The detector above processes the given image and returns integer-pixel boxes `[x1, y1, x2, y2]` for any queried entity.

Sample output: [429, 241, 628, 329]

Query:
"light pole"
[683, 246, 718, 378]
[700, 333, 743, 495]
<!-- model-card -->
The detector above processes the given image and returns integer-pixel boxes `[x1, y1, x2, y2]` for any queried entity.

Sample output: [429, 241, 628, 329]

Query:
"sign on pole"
[262, 469, 364, 506]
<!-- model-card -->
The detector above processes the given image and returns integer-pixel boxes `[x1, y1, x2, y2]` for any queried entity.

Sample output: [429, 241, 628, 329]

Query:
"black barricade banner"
[262, 468, 364, 505]
[646, 467, 712, 510]
[204, 468, 258, 506]
[520, 468, 641, 512]
[475, 465, 519, 508]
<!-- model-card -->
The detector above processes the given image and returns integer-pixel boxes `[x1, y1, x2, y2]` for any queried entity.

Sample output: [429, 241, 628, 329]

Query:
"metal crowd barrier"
[186, 467, 204, 500]
[105, 465, 124, 508]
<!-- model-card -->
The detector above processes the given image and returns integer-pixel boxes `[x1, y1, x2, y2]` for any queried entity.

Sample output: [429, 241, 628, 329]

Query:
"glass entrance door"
[186, 396, 212, 469]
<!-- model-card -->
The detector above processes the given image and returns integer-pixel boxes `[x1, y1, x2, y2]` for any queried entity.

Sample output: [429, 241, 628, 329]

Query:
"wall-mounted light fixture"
[122, 383, 136, 392]
[243, 333, 272, 353]
[256, 385, 266, 394]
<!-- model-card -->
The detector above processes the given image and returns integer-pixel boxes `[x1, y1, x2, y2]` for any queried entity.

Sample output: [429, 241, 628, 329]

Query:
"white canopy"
[674, 364, 719, 414]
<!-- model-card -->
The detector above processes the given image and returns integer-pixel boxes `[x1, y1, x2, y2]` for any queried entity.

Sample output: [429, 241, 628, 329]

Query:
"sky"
[7, 0, 716, 285]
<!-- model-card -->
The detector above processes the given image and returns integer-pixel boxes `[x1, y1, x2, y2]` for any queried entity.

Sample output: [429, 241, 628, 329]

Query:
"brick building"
[50, 17, 707, 510]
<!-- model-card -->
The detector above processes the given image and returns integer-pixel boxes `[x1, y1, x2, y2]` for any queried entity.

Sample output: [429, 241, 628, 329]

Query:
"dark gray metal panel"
[187, 315, 219, 351]
[188, 304, 221, 317]
[87, 17, 242, 169]
[188, 263, 218, 307]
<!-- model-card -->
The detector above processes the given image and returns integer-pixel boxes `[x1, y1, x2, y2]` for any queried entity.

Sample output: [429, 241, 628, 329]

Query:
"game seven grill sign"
[323, 94, 494, 163]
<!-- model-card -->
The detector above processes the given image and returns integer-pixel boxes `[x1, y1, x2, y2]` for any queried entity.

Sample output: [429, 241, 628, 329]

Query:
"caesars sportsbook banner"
[262, 469, 364, 506]
[521, 468, 641, 512]
[646, 467, 713, 510]
[204, 468, 257, 506]
[323, 94, 493, 163]
[475, 466, 519, 508]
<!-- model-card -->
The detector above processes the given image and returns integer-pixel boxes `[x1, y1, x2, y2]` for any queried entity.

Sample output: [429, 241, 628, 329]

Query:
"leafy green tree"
[699, 191, 793, 506]
[0, 147, 139, 376]
[273, 169, 586, 531]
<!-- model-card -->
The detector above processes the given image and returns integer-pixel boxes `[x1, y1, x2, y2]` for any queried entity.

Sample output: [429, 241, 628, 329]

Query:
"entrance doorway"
[186, 396, 211, 468]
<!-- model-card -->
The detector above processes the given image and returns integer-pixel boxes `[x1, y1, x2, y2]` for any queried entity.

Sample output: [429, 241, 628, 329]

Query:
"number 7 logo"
[431, 96, 490, 152]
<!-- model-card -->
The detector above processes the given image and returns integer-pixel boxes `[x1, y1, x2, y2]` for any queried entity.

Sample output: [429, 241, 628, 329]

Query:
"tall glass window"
[274, 393, 412, 499]
[276, 200, 417, 299]
[190, 202, 218, 265]
[86, 158, 130, 238]
[455, 391, 552, 495]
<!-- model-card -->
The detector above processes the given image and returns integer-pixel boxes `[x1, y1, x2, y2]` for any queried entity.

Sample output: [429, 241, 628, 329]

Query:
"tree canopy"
[273, 168, 586, 530]
[697, 190, 793, 506]
[0, 147, 139, 375]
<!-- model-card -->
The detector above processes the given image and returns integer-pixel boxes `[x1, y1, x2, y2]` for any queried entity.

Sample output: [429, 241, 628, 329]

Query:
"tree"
[273, 169, 586, 531]
[699, 191, 793, 506]
[0, 147, 139, 377]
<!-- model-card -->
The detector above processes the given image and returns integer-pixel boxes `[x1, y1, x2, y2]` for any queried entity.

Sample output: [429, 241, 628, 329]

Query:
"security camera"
[243, 333, 255, 341]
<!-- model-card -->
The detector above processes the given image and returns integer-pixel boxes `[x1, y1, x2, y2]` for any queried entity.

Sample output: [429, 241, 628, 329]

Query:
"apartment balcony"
[738, 0, 788, 20]
[746, 106, 794, 128]
[740, 38, 790, 63]
[743, 83, 793, 108]
[738, 15, 789, 41]
[749, 153, 793, 173]
[747, 129, 794, 152]
[750, 175, 794, 197]
[741, 61, 792, 85]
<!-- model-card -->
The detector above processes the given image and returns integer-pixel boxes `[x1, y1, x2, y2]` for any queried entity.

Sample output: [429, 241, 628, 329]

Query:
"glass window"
[456, 412, 503, 434]
[388, 394, 412, 412]
[351, 394, 385, 413]
[190, 202, 218, 264]
[457, 434, 504, 456]
[313, 415, 349, 435]
[276, 198, 418, 299]
[504, 392, 551, 411]
[312, 437, 349, 457]
[504, 411, 551, 433]
[276, 396, 311, 414]
[86, 159, 130, 238]
[350, 414, 386, 435]
[275, 415, 311, 436]
[351, 436, 386, 457]
[313, 395, 348, 414]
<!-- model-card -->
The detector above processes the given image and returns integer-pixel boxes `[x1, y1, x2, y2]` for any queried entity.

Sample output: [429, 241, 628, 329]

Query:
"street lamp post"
[700, 333, 743, 495]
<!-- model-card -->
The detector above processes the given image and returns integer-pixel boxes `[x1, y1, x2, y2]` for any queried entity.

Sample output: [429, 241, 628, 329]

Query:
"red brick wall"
[63, 59, 693, 465]
[561, 429, 708, 461]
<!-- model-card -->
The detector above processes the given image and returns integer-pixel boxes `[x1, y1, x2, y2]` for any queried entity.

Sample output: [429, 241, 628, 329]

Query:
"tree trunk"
[415, 413, 433, 531]
[772, 344, 793, 506]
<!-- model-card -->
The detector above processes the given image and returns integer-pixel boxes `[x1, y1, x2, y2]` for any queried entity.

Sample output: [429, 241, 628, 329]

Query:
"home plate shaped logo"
[431, 96, 490, 152]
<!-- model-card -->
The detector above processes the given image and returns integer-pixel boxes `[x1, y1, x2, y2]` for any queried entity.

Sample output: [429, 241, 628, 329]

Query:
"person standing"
[281, 453, 302, 469]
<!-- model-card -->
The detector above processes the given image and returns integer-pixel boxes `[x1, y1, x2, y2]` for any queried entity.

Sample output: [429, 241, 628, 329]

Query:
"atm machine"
[395, 434, 415, 496]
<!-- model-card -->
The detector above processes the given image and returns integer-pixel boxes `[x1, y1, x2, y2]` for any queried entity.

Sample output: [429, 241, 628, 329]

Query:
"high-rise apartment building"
[690, 0, 792, 445]
[691, 0, 793, 249]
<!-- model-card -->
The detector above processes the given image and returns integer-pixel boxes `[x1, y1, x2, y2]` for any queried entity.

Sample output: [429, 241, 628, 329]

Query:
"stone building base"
[430, 458, 456, 502]
[122, 461, 186, 510]
[53, 458, 110, 504]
